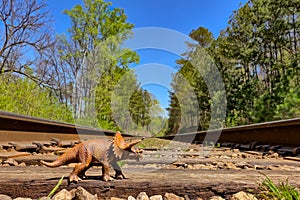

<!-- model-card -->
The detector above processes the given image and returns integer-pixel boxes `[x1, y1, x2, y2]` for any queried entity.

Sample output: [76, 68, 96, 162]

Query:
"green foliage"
[275, 77, 300, 119]
[135, 138, 171, 149]
[0, 75, 73, 123]
[46, 176, 65, 199]
[259, 174, 299, 200]
[0, 0, 167, 132]
[106, 68, 166, 134]
[168, 0, 300, 130]
[3, 0, 299, 131]
[64, 0, 134, 48]
[117, 160, 126, 167]
[96, 67, 134, 131]
[166, 92, 181, 135]
[167, 27, 223, 134]
[219, 0, 300, 125]
[189, 26, 214, 48]
[129, 89, 153, 128]
[62, 0, 139, 124]
[63, 0, 167, 132]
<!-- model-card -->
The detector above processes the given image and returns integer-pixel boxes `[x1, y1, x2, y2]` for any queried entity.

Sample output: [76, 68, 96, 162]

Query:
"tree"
[0, 74, 73, 122]
[189, 26, 214, 48]
[0, 0, 54, 85]
[166, 92, 181, 135]
[60, 0, 139, 122]
[108, 69, 165, 135]
[168, 0, 300, 130]
[167, 26, 217, 133]
[96, 67, 137, 130]
[208, 0, 300, 125]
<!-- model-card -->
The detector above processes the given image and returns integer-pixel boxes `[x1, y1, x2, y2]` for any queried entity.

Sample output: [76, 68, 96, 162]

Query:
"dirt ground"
[0, 144, 300, 200]
[0, 163, 299, 199]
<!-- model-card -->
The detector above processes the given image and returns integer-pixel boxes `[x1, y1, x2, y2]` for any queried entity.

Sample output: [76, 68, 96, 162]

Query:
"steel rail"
[0, 111, 133, 142]
[1, 111, 300, 147]
[163, 118, 300, 147]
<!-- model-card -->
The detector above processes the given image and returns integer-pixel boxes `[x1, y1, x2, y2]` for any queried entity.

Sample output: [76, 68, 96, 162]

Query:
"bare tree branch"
[0, 0, 54, 85]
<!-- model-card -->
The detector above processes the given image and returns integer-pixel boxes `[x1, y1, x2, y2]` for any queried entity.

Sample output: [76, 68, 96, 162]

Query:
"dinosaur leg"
[112, 161, 125, 179]
[102, 163, 113, 181]
[69, 154, 92, 184]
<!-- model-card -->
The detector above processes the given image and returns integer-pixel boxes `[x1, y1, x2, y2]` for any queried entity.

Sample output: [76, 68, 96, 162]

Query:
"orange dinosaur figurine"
[40, 132, 144, 184]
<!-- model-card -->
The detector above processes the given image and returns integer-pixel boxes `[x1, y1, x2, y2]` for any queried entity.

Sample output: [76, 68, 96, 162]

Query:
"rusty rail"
[1, 110, 300, 147]
[0, 111, 134, 143]
[164, 118, 300, 147]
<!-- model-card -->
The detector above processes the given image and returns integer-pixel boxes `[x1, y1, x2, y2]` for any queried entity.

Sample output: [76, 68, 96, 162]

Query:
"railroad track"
[165, 118, 300, 146]
[0, 111, 300, 199]
[1, 110, 300, 157]
[0, 110, 136, 144]
[164, 118, 300, 158]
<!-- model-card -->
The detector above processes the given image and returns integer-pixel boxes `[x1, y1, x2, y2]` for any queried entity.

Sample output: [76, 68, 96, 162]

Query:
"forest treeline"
[167, 0, 300, 134]
[0, 0, 299, 135]
[0, 0, 165, 134]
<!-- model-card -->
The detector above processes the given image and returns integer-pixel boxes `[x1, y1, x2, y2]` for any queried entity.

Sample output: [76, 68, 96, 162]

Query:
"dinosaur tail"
[40, 147, 78, 167]
[40, 159, 66, 167]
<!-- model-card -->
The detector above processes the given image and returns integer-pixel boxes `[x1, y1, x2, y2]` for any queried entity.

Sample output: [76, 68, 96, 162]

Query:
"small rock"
[19, 162, 26, 167]
[205, 164, 217, 170]
[70, 189, 77, 198]
[111, 198, 126, 200]
[235, 161, 250, 169]
[210, 196, 225, 200]
[75, 186, 97, 200]
[241, 153, 248, 159]
[192, 164, 206, 169]
[128, 196, 136, 200]
[254, 165, 266, 170]
[184, 195, 190, 200]
[4, 158, 18, 166]
[173, 162, 188, 169]
[230, 191, 257, 200]
[266, 166, 278, 170]
[0, 194, 12, 200]
[268, 152, 279, 159]
[232, 149, 240, 153]
[231, 154, 238, 158]
[149, 195, 163, 200]
[273, 152, 279, 158]
[189, 149, 197, 152]
[224, 162, 239, 170]
[13, 198, 32, 200]
[212, 161, 225, 169]
[136, 192, 149, 200]
[220, 155, 231, 159]
[205, 155, 212, 158]
[52, 189, 74, 200]
[164, 193, 184, 200]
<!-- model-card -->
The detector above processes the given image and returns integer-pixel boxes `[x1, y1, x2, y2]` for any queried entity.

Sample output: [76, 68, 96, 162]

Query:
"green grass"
[117, 160, 126, 167]
[38, 176, 64, 200]
[136, 138, 172, 149]
[258, 173, 299, 200]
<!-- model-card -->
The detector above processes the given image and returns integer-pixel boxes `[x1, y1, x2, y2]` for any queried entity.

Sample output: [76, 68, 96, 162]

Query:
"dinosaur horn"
[126, 137, 145, 149]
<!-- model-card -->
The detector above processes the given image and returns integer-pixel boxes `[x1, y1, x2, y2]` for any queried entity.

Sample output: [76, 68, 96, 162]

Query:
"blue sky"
[47, 0, 247, 112]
